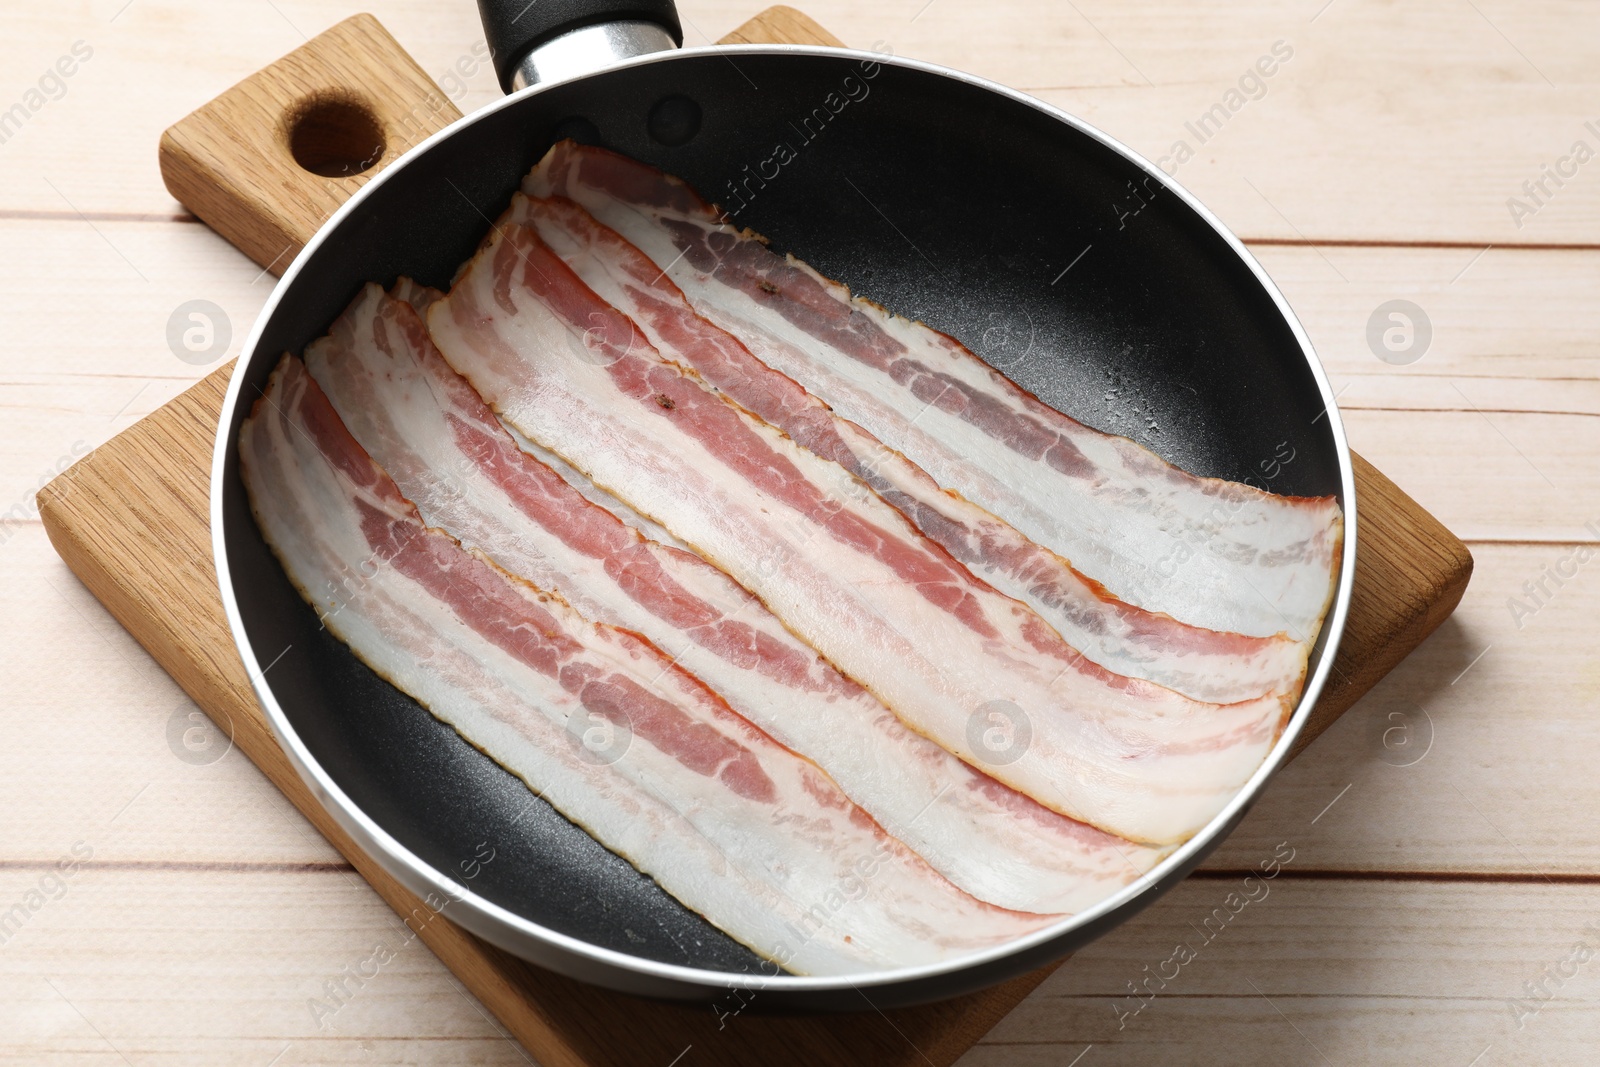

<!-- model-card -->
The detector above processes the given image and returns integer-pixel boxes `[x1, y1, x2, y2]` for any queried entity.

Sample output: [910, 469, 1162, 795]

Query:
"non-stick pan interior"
[221, 51, 1345, 977]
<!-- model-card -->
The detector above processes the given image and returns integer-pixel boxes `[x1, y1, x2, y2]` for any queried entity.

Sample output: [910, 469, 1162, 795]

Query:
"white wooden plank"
[8, 225, 1597, 436]
[0, 1, 503, 222]
[1254, 243, 1600, 397]
[2, 216, 1593, 881]
[0, 219, 264, 516]
[0, 1, 1597, 242]
[963, 878, 1600, 1065]
[8, 865, 1597, 1065]
[2, 525, 346, 867]
[5, 221, 1600, 539]
[0, 868, 526, 1065]
[1345, 408, 1600, 542]
[1202, 537, 1600, 877]
[10, 510, 1600, 878]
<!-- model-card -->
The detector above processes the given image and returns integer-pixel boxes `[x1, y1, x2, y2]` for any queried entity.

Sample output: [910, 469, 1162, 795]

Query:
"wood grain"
[26, 4, 1474, 1064]
[718, 3, 844, 46]
[35, 360, 1057, 1067]
[8, 227, 1599, 534]
[974, 877, 1600, 1066]
[5, 0, 1597, 245]
[1289, 453, 1471, 758]
[158, 14, 463, 273]
[11, 527, 1588, 879]
[12, 869, 1596, 1065]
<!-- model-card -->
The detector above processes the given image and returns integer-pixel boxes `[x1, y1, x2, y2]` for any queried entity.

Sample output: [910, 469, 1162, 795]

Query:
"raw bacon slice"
[522, 140, 1344, 643]
[306, 281, 1168, 914]
[426, 219, 1290, 846]
[515, 193, 1308, 706]
[239, 354, 1062, 973]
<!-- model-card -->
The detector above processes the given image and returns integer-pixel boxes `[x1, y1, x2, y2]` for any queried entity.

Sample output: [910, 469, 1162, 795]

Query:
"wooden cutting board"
[36, 8, 1473, 1066]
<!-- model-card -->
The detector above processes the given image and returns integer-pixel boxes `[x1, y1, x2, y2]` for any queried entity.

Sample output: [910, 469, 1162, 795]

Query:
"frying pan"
[213, 0, 1357, 1010]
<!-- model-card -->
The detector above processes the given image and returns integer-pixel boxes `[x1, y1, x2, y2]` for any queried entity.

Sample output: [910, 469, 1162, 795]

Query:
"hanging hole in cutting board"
[287, 94, 387, 177]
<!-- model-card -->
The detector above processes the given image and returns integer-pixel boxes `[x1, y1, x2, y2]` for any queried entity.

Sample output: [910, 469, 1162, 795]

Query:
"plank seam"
[1191, 869, 1600, 884]
[0, 859, 353, 874]
[3, 210, 1598, 253]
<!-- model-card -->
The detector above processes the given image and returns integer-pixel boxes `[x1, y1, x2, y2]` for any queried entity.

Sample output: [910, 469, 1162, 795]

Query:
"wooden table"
[3, 2, 1594, 1063]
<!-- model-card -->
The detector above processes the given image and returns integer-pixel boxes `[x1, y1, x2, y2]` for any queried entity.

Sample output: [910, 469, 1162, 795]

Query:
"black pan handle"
[477, 0, 683, 91]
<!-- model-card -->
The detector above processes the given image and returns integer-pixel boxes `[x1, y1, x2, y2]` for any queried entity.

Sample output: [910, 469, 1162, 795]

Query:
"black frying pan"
[213, 0, 1356, 1009]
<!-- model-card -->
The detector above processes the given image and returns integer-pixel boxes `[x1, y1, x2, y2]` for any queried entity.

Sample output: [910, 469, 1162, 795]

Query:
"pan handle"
[476, 0, 682, 92]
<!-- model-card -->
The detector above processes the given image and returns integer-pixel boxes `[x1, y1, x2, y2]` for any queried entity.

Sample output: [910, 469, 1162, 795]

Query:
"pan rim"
[212, 41, 1358, 996]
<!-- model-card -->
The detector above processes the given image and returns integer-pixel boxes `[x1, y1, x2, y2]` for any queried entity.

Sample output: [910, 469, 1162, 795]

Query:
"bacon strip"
[240, 354, 1062, 973]
[523, 141, 1344, 643]
[396, 275, 695, 554]
[514, 193, 1308, 706]
[305, 281, 1167, 913]
[426, 220, 1290, 846]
